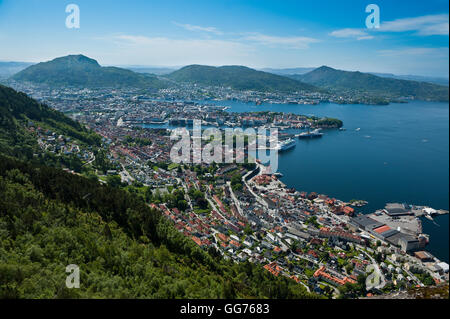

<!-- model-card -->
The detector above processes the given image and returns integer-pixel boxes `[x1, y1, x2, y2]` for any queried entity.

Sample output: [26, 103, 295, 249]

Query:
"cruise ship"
[276, 138, 296, 151]
[297, 128, 323, 139]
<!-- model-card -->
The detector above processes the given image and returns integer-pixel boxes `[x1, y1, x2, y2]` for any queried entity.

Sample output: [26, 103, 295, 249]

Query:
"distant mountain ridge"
[290, 66, 449, 102]
[8, 55, 449, 102]
[369, 73, 449, 87]
[166, 64, 318, 93]
[260, 67, 448, 86]
[11, 55, 169, 89]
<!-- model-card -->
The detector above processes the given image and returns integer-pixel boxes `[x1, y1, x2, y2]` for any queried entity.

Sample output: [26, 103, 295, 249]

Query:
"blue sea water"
[205, 100, 449, 262]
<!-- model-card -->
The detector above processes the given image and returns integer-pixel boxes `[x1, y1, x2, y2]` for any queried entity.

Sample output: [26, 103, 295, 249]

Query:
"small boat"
[355, 128, 361, 131]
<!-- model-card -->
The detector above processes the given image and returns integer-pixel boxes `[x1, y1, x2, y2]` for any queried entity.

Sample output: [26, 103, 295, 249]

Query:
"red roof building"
[230, 240, 241, 248]
[314, 266, 357, 286]
[217, 233, 229, 242]
[343, 206, 355, 216]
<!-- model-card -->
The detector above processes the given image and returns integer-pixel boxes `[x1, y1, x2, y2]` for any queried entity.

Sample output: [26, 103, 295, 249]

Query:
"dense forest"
[316, 117, 343, 128]
[0, 84, 100, 161]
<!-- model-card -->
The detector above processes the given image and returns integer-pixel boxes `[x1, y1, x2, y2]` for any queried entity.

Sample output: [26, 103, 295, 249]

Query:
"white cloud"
[171, 23, 319, 49]
[377, 47, 448, 57]
[356, 35, 375, 40]
[242, 33, 320, 49]
[330, 14, 449, 41]
[329, 28, 373, 40]
[380, 14, 449, 35]
[102, 34, 254, 66]
[173, 22, 223, 35]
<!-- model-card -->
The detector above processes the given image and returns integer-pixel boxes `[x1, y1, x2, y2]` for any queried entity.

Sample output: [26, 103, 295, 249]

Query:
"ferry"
[276, 138, 296, 152]
[297, 129, 323, 139]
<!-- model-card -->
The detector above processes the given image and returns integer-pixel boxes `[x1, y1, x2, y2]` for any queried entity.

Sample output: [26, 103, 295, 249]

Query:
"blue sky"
[0, 0, 448, 76]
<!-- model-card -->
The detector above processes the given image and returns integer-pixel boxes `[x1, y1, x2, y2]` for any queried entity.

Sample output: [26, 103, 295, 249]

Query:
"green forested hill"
[11, 55, 169, 89]
[166, 65, 318, 93]
[0, 84, 100, 160]
[0, 155, 318, 299]
[291, 66, 449, 102]
[0, 85, 318, 299]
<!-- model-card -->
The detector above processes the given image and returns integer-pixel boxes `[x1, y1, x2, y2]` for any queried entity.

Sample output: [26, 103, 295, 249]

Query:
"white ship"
[276, 138, 296, 151]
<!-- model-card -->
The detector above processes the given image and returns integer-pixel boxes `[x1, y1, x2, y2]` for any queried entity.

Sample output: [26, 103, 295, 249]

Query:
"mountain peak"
[316, 65, 335, 72]
[51, 54, 101, 67]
